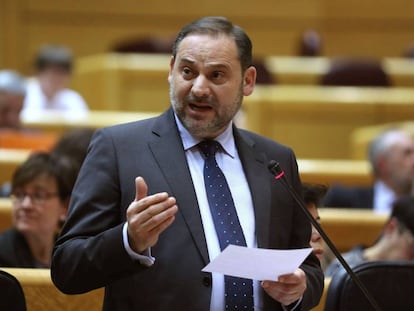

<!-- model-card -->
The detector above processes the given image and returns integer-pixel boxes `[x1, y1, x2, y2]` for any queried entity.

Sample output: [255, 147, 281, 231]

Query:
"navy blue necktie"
[198, 140, 254, 310]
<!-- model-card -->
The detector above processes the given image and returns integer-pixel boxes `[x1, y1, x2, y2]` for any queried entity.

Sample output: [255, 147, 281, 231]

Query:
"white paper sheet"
[202, 245, 312, 281]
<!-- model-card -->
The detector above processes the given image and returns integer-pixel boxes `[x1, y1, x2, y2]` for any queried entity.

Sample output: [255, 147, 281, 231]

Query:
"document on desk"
[202, 245, 312, 281]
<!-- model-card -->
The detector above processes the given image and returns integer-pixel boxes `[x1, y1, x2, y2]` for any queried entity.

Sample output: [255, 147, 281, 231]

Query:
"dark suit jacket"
[51, 108, 324, 311]
[322, 185, 374, 209]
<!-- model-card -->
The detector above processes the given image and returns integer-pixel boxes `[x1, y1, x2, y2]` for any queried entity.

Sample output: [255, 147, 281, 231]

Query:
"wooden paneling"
[319, 208, 387, 252]
[71, 53, 171, 111]
[243, 85, 414, 159]
[298, 159, 371, 186]
[1, 0, 414, 72]
[265, 56, 414, 87]
[21, 110, 159, 135]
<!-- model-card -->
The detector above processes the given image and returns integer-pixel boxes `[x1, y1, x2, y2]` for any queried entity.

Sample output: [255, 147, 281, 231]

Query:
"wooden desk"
[264, 56, 414, 87]
[21, 110, 159, 135]
[319, 208, 387, 252]
[0, 198, 12, 232]
[0, 149, 31, 185]
[72, 53, 171, 111]
[72, 54, 414, 112]
[1, 268, 104, 311]
[243, 85, 414, 158]
[298, 159, 371, 186]
[71, 54, 414, 158]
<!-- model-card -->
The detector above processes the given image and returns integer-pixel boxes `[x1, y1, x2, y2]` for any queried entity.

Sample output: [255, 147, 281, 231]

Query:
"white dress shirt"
[22, 78, 89, 114]
[176, 117, 260, 311]
[373, 181, 396, 215]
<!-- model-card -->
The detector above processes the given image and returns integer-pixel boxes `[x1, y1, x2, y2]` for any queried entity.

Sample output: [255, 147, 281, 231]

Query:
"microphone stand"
[268, 160, 382, 311]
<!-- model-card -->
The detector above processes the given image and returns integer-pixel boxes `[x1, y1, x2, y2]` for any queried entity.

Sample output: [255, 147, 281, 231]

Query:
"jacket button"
[203, 276, 211, 287]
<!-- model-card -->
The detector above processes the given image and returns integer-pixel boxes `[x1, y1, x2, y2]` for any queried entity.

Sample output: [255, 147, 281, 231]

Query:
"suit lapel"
[148, 109, 210, 264]
[233, 129, 271, 249]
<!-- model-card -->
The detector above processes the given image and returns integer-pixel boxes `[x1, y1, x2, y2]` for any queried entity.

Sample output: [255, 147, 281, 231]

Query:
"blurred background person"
[297, 29, 322, 57]
[0, 127, 94, 198]
[22, 44, 89, 115]
[0, 70, 26, 130]
[0, 152, 79, 268]
[302, 183, 328, 268]
[50, 127, 95, 173]
[323, 129, 414, 214]
[325, 195, 414, 277]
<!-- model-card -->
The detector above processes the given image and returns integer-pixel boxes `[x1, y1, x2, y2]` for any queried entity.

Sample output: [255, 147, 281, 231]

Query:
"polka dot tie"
[198, 140, 254, 310]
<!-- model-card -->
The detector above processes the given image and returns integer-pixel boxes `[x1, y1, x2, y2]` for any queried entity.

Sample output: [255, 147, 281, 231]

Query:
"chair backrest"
[320, 57, 392, 87]
[111, 36, 174, 54]
[0, 269, 27, 311]
[324, 260, 414, 311]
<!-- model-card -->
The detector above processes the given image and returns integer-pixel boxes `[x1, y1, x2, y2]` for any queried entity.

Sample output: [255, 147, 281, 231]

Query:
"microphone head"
[267, 160, 282, 176]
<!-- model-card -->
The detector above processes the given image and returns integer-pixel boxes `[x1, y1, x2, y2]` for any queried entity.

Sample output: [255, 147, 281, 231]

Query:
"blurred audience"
[323, 129, 414, 214]
[403, 42, 414, 58]
[298, 29, 322, 57]
[22, 44, 89, 115]
[0, 128, 94, 198]
[0, 152, 79, 267]
[50, 127, 95, 173]
[325, 195, 414, 277]
[0, 70, 26, 130]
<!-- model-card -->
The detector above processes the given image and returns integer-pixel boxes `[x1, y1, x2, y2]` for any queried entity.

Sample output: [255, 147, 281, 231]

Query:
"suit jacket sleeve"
[51, 127, 146, 294]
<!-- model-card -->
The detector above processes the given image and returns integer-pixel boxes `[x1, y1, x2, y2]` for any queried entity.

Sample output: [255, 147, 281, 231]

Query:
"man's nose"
[192, 75, 210, 98]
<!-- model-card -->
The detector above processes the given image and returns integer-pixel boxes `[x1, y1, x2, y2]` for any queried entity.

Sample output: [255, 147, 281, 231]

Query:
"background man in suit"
[51, 16, 324, 311]
[323, 129, 414, 214]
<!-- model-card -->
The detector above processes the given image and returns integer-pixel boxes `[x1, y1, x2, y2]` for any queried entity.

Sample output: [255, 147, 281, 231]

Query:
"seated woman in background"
[0, 152, 78, 268]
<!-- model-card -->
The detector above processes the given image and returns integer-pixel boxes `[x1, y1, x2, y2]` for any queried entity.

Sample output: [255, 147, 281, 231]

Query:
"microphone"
[268, 160, 382, 311]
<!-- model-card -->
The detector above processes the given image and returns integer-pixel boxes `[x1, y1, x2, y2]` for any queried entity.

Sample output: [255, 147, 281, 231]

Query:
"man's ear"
[168, 56, 175, 84]
[384, 217, 398, 235]
[243, 66, 256, 96]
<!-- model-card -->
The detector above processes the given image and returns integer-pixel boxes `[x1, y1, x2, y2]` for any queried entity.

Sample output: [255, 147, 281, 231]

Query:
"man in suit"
[323, 129, 414, 214]
[51, 16, 324, 311]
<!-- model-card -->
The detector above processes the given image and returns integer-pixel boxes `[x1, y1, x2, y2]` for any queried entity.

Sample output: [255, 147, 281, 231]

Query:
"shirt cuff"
[282, 296, 302, 311]
[122, 222, 155, 267]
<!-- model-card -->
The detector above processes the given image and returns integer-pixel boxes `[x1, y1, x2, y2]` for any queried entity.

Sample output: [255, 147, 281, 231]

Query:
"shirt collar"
[174, 113, 236, 158]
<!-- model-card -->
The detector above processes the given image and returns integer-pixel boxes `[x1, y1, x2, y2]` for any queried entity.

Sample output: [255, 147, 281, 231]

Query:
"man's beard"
[169, 82, 243, 139]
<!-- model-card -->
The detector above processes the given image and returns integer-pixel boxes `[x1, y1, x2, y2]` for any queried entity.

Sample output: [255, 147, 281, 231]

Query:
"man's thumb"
[135, 176, 148, 201]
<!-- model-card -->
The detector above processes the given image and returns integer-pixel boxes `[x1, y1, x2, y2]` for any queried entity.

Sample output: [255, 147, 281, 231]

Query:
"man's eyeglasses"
[10, 191, 59, 205]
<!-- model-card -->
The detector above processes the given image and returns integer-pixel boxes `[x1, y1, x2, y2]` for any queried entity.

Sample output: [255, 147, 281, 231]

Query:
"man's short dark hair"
[172, 16, 253, 73]
[391, 195, 414, 236]
[34, 44, 73, 72]
[302, 183, 328, 206]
